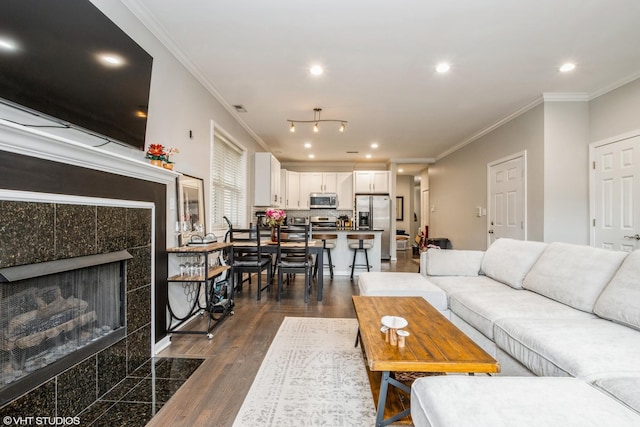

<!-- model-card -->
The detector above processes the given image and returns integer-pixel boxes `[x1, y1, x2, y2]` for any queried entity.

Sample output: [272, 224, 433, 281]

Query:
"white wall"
[90, 1, 264, 239]
[590, 78, 640, 142]
[427, 77, 640, 250]
[543, 100, 590, 244]
[429, 104, 544, 250]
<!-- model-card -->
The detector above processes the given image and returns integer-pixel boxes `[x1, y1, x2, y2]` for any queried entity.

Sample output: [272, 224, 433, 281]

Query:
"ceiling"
[125, 0, 640, 174]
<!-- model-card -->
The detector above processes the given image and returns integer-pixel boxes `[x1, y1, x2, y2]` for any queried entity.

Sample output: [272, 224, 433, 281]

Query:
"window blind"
[211, 132, 246, 229]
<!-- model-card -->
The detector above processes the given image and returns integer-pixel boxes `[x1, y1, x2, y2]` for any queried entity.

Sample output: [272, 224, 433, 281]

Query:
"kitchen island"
[311, 228, 383, 276]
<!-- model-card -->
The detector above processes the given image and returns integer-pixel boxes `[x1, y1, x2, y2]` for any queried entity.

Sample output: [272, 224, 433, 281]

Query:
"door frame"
[486, 150, 528, 247]
[589, 128, 640, 246]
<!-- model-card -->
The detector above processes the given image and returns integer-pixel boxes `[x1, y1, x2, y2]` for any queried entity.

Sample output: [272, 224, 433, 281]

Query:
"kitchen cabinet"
[281, 169, 301, 209]
[254, 152, 281, 206]
[299, 172, 338, 208]
[336, 172, 353, 209]
[354, 170, 390, 194]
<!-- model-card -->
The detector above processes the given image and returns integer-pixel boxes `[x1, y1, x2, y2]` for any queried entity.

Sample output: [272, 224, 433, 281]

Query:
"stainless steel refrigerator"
[355, 194, 391, 260]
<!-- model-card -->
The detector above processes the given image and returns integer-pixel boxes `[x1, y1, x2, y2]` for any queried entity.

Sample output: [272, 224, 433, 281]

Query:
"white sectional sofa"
[371, 239, 640, 426]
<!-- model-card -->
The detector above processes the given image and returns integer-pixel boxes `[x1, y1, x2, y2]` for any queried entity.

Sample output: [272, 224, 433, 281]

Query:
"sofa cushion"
[423, 249, 484, 276]
[427, 276, 504, 304]
[522, 242, 627, 312]
[494, 318, 640, 380]
[449, 288, 594, 340]
[480, 238, 547, 289]
[357, 272, 448, 312]
[594, 249, 640, 331]
[593, 376, 640, 414]
[411, 376, 640, 427]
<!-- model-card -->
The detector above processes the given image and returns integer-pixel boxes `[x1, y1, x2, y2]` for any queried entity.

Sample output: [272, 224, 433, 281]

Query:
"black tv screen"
[0, 0, 153, 151]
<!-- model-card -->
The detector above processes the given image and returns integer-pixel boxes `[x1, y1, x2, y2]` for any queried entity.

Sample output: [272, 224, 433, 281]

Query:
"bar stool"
[312, 233, 338, 279]
[348, 234, 374, 281]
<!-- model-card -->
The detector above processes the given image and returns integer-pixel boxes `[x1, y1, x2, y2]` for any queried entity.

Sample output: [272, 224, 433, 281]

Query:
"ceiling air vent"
[233, 105, 247, 113]
[346, 151, 359, 154]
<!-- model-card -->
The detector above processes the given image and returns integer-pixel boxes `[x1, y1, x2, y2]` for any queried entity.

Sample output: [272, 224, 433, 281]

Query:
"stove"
[310, 216, 338, 228]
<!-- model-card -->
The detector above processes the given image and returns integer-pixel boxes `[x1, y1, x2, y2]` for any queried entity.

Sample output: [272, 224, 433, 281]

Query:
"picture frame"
[396, 196, 404, 221]
[176, 174, 206, 245]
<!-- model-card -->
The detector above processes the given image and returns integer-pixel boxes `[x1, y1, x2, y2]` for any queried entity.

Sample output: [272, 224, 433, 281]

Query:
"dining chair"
[229, 222, 273, 300]
[276, 224, 313, 302]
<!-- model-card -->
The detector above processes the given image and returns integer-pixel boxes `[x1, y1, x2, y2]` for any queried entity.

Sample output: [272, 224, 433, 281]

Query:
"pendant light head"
[286, 107, 347, 133]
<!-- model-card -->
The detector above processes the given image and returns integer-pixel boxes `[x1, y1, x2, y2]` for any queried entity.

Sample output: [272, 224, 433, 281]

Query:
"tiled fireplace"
[0, 121, 174, 420]
[0, 198, 153, 416]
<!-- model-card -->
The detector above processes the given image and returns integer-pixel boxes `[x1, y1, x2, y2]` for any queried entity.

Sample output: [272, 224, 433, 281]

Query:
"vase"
[149, 159, 162, 167]
[163, 162, 174, 170]
[271, 227, 278, 243]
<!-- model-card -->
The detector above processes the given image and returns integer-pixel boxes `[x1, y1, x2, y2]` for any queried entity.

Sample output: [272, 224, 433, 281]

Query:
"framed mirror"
[396, 196, 404, 221]
[177, 174, 205, 245]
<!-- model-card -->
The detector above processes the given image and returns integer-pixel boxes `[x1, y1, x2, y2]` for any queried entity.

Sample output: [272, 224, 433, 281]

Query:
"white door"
[488, 153, 526, 245]
[592, 135, 640, 251]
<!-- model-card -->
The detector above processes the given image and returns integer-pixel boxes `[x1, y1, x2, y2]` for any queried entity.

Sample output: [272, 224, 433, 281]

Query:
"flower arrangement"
[265, 208, 286, 227]
[145, 144, 179, 169]
[145, 144, 165, 161]
[164, 147, 179, 164]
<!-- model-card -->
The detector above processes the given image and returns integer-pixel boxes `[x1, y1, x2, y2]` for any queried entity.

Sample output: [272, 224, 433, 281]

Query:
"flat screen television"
[0, 0, 153, 151]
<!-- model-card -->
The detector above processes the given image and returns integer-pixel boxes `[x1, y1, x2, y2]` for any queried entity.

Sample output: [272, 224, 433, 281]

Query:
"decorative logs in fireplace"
[2, 285, 97, 356]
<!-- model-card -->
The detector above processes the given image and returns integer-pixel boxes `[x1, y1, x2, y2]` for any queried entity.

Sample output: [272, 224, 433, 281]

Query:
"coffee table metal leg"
[376, 371, 412, 427]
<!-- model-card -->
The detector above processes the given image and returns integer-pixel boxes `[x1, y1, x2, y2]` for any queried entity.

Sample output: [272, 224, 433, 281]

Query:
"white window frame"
[210, 122, 247, 234]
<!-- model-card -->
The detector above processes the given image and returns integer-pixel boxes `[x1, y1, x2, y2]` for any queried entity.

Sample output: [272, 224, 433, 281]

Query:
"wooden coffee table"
[352, 296, 500, 427]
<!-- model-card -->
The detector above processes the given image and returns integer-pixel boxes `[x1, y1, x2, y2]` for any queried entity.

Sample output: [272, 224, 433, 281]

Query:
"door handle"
[488, 229, 494, 234]
[623, 234, 640, 240]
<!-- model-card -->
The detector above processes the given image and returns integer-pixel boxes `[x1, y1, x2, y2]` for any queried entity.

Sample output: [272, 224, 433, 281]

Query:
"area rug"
[232, 317, 376, 426]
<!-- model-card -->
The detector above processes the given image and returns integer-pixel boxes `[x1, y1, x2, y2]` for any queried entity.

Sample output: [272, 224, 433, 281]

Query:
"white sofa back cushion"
[425, 249, 485, 276]
[523, 242, 627, 312]
[480, 238, 547, 289]
[594, 249, 640, 331]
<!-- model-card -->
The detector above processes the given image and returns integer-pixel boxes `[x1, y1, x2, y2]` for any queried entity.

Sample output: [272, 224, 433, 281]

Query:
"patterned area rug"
[233, 317, 376, 426]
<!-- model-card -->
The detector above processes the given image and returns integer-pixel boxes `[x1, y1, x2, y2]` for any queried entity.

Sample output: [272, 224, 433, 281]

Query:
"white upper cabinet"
[281, 170, 300, 209]
[354, 170, 390, 194]
[299, 172, 340, 208]
[336, 172, 353, 209]
[254, 152, 281, 206]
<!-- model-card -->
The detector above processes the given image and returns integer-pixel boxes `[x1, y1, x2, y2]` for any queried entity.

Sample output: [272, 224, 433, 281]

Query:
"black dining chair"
[229, 222, 273, 301]
[275, 224, 313, 302]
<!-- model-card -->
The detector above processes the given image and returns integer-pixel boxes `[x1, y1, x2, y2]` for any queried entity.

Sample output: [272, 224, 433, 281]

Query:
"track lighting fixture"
[287, 108, 347, 133]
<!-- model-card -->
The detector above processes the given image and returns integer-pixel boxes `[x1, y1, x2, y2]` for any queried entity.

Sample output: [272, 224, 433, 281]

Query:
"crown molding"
[436, 96, 544, 161]
[122, 0, 269, 152]
[543, 92, 589, 102]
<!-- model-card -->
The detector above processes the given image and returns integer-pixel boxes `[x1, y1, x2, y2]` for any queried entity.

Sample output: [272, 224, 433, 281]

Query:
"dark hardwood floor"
[146, 250, 418, 427]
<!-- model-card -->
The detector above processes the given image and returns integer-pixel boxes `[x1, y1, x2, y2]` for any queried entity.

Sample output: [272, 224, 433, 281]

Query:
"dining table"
[231, 240, 325, 301]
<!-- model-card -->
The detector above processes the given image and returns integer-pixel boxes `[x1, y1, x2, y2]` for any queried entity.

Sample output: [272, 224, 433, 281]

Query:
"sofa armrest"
[420, 249, 485, 277]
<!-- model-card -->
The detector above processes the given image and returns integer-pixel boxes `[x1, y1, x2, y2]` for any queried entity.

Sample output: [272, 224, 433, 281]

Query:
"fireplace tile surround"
[0, 199, 153, 413]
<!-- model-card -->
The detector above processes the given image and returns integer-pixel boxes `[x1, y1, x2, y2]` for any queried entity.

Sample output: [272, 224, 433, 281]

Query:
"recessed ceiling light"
[436, 62, 451, 73]
[97, 53, 125, 67]
[398, 168, 404, 173]
[365, 154, 372, 159]
[559, 63, 576, 73]
[310, 65, 324, 76]
[371, 143, 379, 149]
[304, 142, 312, 148]
[0, 37, 18, 51]
[308, 154, 315, 159]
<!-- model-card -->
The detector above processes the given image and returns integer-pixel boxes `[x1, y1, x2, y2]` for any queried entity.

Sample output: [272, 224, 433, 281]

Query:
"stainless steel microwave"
[309, 193, 338, 209]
